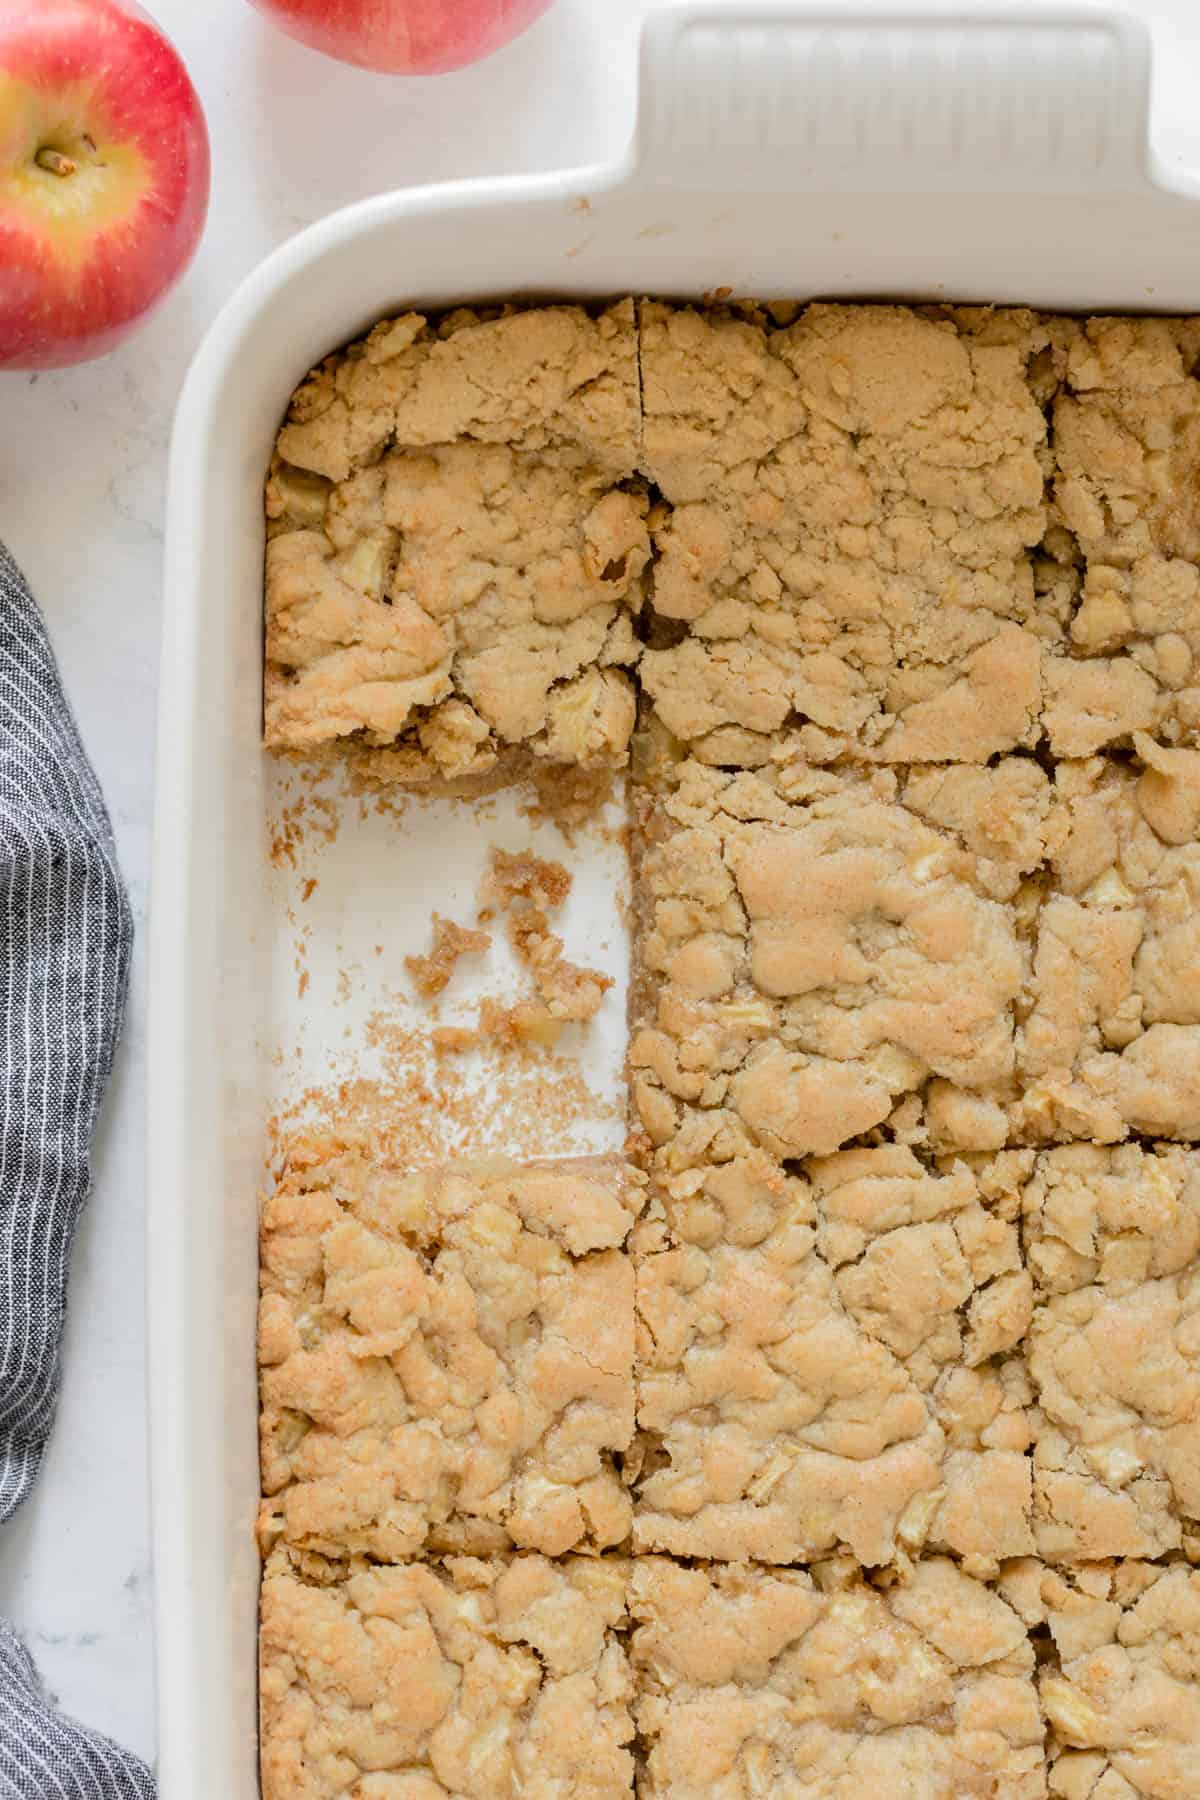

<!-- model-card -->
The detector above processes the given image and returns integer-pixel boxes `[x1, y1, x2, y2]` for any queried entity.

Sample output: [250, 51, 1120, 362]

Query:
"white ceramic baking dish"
[149, 5, 1200, 1792]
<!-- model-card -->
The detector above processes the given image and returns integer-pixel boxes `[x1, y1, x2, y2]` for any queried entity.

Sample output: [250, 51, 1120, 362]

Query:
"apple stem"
[35, 148, 78, 178]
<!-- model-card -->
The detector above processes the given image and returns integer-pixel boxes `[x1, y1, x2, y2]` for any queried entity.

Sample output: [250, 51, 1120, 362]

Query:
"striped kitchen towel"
[0, 544, 150, 1797]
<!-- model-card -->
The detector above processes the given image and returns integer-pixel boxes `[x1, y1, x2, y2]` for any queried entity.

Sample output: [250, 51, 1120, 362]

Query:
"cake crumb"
[509, 906, 614, 1022]
[480, 845, 614, 1024]
[404, 912, 491, 999]
[477, 996, 564, 1049]
[480, 846, 573, 916]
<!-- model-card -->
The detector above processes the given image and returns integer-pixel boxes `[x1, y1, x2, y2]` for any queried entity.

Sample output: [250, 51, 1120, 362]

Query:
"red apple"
[249, 0, 555, 76]
[0, 0, 209, 370]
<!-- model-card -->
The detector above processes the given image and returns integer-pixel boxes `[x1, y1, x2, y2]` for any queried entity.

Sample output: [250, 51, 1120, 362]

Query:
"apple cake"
[260, 297, 1200, 1798]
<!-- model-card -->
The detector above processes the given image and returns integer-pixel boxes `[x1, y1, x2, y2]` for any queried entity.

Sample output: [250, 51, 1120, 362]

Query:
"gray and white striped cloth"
[0, 544, 150, 1797]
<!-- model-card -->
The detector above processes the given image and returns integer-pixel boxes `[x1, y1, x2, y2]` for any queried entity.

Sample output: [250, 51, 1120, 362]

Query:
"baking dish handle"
[633, 5, 1155, 193]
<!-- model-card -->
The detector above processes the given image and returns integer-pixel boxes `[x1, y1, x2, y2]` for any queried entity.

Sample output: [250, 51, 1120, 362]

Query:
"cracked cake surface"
[1023, 1148, 1200, 1564]
[1004, 1557, 1200, 1799]
[259, 1549, 634, 1799]
[1048, 316, 1200, 758]
[260, 296, 1200, 1800]
[628, 754, 1047, 1165]
[1016, 751, 1200, 1144]
[636, 299, 1061, 768]
[630, 1556, 1046, 1798]
[258, 1135, 642, 1560]
[264, 301, 646, 777]
[631, 1139, 1035, 1570]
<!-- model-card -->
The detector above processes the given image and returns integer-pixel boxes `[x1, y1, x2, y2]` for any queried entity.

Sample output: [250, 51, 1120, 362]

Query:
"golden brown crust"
[1004, 1558, 1200, 1798]
[629, 756, 1043, 1168]
[1016, 753, 1200, 1144]
[260, 1549, 634, 1800]
[630, 740, 1200, 1162]
[1049, 317, 1200, 756]
[259, 301, 1200, 1800]
[632, 1141, 1035, 1571]
[265, 303, 1200, 775]
[264, 302, 645, 770]
[624, 735, 1200, 1570]
[1019, 1145, 1200, 1563]
[631, 1557, 1045, 1798]
[258, 1135, 643, 1560]
[1023, 1142, 1200, 1297]
[638, 300, 1055, 767]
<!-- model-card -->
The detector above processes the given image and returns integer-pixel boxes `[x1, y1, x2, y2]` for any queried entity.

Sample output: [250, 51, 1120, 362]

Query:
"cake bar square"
[637, 300, 1064, 767]
[1020, 1142, 1200, 1563]
[1002, 1558, 1200, 1798]
[628, 741, 1200, 1161]
[633, 1141, 1036, 1570]
[631, 1556, 1045, 1798]
[630, 755, 1052, 1166]
[1016, 750, 1200, 1145]
[258, 1136, 641, 1559]
[1047, 316, 1200, 757]
[260, 1549, 633, 1800]
[264, 301, 647, 777]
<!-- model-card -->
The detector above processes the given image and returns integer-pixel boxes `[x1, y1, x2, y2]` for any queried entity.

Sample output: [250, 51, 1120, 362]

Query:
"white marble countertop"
[1, 0, 1199, 1764]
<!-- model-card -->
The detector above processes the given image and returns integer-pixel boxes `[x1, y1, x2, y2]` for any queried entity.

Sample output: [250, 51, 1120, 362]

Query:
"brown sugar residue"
[520, 762, 616, 840]
[270, 1008, 618, 1171]
[268, 763, 343, 868]
[269, 799, 304, 870]
[404, 914, 492, 1000]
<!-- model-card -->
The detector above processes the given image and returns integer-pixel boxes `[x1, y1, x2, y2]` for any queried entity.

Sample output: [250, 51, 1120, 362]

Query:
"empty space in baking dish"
[263, 759, 630, 1159]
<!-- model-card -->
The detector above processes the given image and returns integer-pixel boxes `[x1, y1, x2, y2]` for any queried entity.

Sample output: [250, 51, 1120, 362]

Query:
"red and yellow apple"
[0, 0, 210, 370]
[249, 0, 555, 75]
